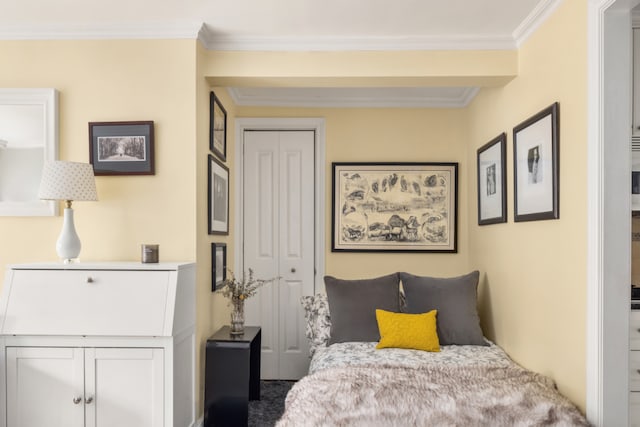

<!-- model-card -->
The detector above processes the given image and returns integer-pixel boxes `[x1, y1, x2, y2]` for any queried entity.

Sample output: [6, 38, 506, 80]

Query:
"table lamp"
[38, 161, 98, 263]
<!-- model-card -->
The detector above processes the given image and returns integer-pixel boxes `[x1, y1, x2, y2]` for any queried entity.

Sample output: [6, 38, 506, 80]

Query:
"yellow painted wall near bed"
[234, 106, 470, 279]
[465, 0, 587, 410]
[0, 0, 590, 418]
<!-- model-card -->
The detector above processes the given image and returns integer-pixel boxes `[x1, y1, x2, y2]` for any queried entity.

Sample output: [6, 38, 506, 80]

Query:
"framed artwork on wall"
[332, 162, 458, 252]
[89, 121, 155, 175]
[477, 133, 507, 225]
[210, 91, 227, 161]
[513, 102, 559, 222]
[211, 242, 227, 291]
[208, 154, 229, 235]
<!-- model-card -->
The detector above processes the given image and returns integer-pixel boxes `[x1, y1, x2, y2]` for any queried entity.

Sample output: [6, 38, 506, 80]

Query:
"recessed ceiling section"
[228, 87, 480, 108]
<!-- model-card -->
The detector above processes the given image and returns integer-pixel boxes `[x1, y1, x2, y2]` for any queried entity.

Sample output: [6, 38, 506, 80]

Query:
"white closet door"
[243, 130, 315, 379]
[6, 347, 84, 427]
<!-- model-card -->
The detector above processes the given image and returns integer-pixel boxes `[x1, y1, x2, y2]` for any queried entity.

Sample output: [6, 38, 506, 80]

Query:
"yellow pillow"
[375, 309, 440, 352]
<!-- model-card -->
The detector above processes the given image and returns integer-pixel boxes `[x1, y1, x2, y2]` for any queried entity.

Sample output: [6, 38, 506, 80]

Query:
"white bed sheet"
[309, 340, 513, 374]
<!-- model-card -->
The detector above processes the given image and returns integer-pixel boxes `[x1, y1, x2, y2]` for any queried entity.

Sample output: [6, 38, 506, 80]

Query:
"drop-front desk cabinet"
[0, 262, 196, 427]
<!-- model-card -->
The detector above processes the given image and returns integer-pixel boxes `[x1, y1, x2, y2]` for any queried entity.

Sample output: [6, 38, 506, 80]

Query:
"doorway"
[234, 118, 326, 379]
[588, 0, 639, 424]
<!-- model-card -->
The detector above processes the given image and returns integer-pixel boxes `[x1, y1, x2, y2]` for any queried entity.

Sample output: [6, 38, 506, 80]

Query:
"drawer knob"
[86, 277, 94, 283]
[73, 396, 82, 404]
[85, 396, 94, 404]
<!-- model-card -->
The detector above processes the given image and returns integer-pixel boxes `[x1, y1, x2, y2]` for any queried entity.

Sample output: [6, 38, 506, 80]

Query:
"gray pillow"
[400, 271, 487, 346]
[324, 273, 400, 344]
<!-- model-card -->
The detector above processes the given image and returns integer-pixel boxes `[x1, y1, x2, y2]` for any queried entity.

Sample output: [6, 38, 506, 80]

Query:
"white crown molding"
[0, 22, 202, 40]
[513, 0, 564, 47]
[227, 87, 479, 108]
[199, 24, 516, 51]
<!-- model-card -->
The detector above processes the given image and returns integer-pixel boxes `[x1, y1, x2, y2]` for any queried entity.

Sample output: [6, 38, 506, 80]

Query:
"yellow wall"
[0, 40, 198, 271]
[0, 38, 204, 408]
[0, 0, 590, 417]
[466, 0, 587, 409]
[235, 106, 470, 278]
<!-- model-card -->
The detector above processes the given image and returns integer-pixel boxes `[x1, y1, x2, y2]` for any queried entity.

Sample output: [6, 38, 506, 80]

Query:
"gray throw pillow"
[324, 273, 400, 344]
[400, 271, 487, 346]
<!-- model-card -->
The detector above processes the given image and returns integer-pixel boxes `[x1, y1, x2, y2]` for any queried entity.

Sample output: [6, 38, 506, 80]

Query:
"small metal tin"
[141, 244, 159, 263]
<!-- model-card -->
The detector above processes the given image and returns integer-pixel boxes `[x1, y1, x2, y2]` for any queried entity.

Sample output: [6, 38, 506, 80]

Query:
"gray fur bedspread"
[276, 363, 589, 426]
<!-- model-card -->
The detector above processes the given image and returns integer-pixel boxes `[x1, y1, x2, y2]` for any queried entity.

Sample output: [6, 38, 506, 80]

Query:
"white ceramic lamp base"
[56, 207, 81, 263]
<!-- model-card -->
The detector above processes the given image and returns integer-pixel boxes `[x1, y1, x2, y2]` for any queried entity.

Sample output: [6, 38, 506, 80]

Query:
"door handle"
[85, 396, 94, 404]
[73, 396, 82, 404]
[291, 268, 296, 273]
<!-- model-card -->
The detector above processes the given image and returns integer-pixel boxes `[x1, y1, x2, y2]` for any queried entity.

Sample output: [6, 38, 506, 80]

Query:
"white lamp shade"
[38, 161, 98, 202]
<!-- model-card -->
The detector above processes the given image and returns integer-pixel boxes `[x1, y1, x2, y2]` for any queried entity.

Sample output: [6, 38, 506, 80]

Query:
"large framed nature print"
[332, 162, 458, 252]
[208, 154, 229, 235]
[89, 121, 154, 175]
[513, 102, 559, 222]
[209, 91, 227, 161]
[477, 133, 507, 225]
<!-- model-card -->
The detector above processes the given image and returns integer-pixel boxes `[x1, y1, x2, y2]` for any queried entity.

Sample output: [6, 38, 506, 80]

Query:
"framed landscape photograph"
[211, 242, 227, 291]
[332, 162, 458, 252]
[477, 133, 507, 225]
[89, 121, 154, 175]
[208, 154, 229, 235]
[210, 91, 227, 161]
[513, 102, 559, 222]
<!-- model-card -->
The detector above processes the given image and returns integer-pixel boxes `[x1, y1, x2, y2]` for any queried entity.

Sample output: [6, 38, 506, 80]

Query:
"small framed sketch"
[332, 162, 458, 252]
[89, 121, 154, 175]
[513, 102, 559, 222]
[210, 91, 227, 161]
[211, 242, 227, 291]
[477, 133, 507, 225]
[208, 154, 229, 235]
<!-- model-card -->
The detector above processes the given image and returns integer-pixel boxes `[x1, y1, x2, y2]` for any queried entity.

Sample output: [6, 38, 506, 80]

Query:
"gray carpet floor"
[248, 380, 296, 427]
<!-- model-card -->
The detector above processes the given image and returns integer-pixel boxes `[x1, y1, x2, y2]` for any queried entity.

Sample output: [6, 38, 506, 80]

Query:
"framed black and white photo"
[89, 121, 154, 175]
[332, 162, 458, 252]
[513, 102, 559, 222]
[211, 242, 227, 291]
[477, 133, 507, 225]
[210, 91, 227, 161]
[208, 154, 229, 235]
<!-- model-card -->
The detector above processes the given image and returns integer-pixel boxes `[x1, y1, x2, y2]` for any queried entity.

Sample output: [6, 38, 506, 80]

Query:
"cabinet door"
[84, 348, 164, 427]
[632, 392, 640, 427]
[6, 347, 84, 427]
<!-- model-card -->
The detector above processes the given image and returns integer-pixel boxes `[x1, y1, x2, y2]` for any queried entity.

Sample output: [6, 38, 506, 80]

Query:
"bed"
[276, 272, 589, 426]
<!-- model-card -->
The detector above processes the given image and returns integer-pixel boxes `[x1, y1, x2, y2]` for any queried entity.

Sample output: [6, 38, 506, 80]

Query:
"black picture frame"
[332, 162, 458, 252]
[513, 102, 560, 222]
[210, 91, 227, 161]
[211, 242, 227, 291]
[89, 121, 155, 175]
[208, 154, 229, 235]
[477, 133, 507, 225]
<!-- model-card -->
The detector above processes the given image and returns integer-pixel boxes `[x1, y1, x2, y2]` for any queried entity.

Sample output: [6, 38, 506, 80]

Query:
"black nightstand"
[204, 326, 261, 427]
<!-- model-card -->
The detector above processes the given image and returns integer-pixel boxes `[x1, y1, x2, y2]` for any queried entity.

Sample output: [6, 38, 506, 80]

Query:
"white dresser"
[632, 311, 640, 426]
[0, 262, 196, 427]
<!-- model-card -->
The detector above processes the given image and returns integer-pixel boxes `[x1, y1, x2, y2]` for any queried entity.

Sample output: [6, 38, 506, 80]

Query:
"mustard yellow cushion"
[375, 309, 440, 352]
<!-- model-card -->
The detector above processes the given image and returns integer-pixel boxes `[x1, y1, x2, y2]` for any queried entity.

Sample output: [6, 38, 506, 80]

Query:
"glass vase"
[230, 297, 245, 335]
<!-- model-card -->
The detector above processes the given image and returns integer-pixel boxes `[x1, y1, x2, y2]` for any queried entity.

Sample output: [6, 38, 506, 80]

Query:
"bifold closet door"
[243, 130, 314, 379]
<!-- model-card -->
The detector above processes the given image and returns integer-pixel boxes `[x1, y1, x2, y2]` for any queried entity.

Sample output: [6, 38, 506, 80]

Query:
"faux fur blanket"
[276, 364, 589, 426]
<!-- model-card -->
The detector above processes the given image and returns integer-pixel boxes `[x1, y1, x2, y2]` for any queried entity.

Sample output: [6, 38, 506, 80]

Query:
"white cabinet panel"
[0, 263, 196, 427]
[2, 269, 170, 336]
[632, 392, 640, 427]
[6, 347, 84, 427]
[85, 348, 164, 427]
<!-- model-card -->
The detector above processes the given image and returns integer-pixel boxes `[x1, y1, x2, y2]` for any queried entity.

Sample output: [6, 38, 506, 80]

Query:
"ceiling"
[0, 0, 558, 107]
